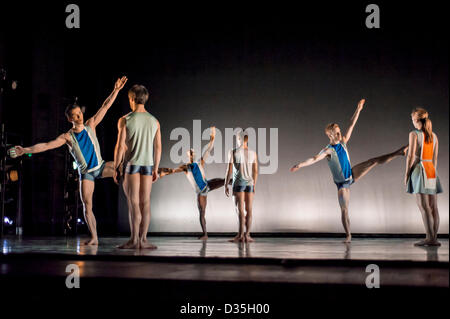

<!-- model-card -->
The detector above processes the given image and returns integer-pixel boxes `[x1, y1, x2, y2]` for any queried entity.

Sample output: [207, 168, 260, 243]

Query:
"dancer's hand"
[357, 99, 365, 112]
[152, 170, 159, 183]
[225, 185, 230, 197]
[290, 164, 300, 172]
[12, 146, 25, 157]
[210, 126, 216, 139]
[114, 76, 128, 91]
[113, 169, 120, 185]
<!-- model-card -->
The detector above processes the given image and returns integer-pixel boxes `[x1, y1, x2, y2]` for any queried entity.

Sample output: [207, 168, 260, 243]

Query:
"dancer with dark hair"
[114, 84, 161, 249]
[11, 76, 128, 245]
[290, 99, 408, 243]
[405, 108, 443, 246]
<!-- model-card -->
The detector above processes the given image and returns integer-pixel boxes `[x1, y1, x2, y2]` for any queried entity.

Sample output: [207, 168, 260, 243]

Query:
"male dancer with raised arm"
[12, 76, 128, 245]
[224, 133, 258, 243]
[114, 84, 161, 249]
[159, 127, 229, 240]
[290, 99, 407, 243]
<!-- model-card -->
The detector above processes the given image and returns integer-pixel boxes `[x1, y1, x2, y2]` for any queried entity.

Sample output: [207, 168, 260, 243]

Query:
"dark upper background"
[0, 1, 448, 234]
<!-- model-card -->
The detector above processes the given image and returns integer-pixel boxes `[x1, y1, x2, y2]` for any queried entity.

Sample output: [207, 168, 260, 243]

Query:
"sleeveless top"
[124, 112, 158, 166]
[320, 142, 352, 183]
[68, 126, 104, 174]
[186, 162, 208, 194]
[230, 147, 256, 186]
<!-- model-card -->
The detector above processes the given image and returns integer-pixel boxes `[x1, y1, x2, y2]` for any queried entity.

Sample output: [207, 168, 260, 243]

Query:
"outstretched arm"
[404, 132, 417, 185]
[290, 148, 330, 172]
[158, 165, 187, 178]
[224, 150, 234, 197]
[152, 122, 162, 183]
[113, 117, 127, 184]
[200, 126, 216, 166]
[87, 76, 128, 128]
[343, 98, 365, 144]
[13, 134, 67, 156]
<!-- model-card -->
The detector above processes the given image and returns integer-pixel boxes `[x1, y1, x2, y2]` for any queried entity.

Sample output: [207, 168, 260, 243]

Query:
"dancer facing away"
[12, 76, 128, 245]
[290, 99, 408, 243]
[114, 84, 161, 249]
[405, 108, 442, 246]
[225, 133, 258, 243]
[159, 127, 229, 240]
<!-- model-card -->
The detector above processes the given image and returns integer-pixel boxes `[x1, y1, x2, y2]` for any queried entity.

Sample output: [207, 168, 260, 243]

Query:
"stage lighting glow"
[72, 161, 78, 170]
[11, 80, 18, 90]
[4, 217, 13, 225]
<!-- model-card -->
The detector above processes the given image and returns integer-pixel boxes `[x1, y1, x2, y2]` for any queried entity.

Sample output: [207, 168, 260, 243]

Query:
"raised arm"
[290, 148, 330, 172]
[87, 76, 128, 128]
[200, 126, 216, 166]
[152, 121, 162, 183]
[224, 150, 234, 197]
[13, 134, 67, 156]
[342, 98, 365, 144]
[113, 117, 127, 184]
[404, 131, 417, 185]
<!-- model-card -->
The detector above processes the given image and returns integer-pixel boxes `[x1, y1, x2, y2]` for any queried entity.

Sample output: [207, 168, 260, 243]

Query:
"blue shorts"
[233, 185, 255, 193]
[335, 178, 354, 190]
[81, 162, 106, 182]
[125, 164, 153, 175]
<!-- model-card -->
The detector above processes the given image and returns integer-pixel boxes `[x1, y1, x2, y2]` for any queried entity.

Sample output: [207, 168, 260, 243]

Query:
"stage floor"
[1, 236, 448, 262]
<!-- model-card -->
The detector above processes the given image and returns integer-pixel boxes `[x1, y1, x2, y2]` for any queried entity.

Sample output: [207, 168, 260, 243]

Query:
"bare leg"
[428, 194, 441, 246]
[197, 195, 208, 240]
[244, 191, 254, 242]
[337, 188, 351, 243]
[139, 174, 156, 249]
[352, 145, 408, 182]
[80, 179, 98, 245]
[414, 194, 434, 246]
[207, 178, 226, 191]
[101, 161, 115, 178]
[229, 192, 245, 242]
[118, 173, 141, 249]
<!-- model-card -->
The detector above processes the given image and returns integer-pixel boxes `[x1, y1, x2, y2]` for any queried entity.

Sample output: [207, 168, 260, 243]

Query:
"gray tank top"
[124, 112, 158, 166]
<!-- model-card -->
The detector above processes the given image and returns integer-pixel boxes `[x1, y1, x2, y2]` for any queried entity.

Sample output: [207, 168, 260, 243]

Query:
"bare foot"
[343, 235, 352, 243]
[139, 241, 158, 250]
[83, 238, 98, 246]
[426, 240, 441, 247]
[414, 239, 430, 246]
[245, 235, 254, 243]
[117, 240, 140, 249]
[198, 235, 208, 240]
[229, 235, 245, 243]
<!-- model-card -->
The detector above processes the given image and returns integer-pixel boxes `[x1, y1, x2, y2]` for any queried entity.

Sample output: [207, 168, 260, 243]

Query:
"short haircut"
[65, 103, 81, 119]
[243, 134, 249, 142]
[325, 123, 339, 135]
[128, 84, 149, 105]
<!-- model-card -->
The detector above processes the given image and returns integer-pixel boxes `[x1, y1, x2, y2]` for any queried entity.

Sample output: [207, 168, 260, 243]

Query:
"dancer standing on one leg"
[11, 76, 128, 245]
[159, 127, 227, 240]
[114, 84, 161, 249]
[290, 99, 408, 243]
[405, 108, 443, 246]
[225, 133, 258, 243]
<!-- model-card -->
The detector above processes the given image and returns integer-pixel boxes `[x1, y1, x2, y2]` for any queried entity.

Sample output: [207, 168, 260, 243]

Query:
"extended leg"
[414, 194, 434, 246]
[337, 188, 351, 243]
[197, 195, 208, 240]
[139, 174, 156, 249]
[352, 145, 408, 182]
[207, 178, 226, 192]
[244, 191, 254, 242]
[229, 192, 245, 242]
[80, 179, 98, 245]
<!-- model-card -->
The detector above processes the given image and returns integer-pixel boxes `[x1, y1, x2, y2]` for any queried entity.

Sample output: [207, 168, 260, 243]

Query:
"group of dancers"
[10, 76, 443, 249]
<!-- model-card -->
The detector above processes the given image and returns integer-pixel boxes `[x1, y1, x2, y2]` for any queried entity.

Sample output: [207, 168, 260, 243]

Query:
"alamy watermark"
[170, 120, 278, 174]
[365, 264, 380, 288]
[65, 263, 80, 288]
